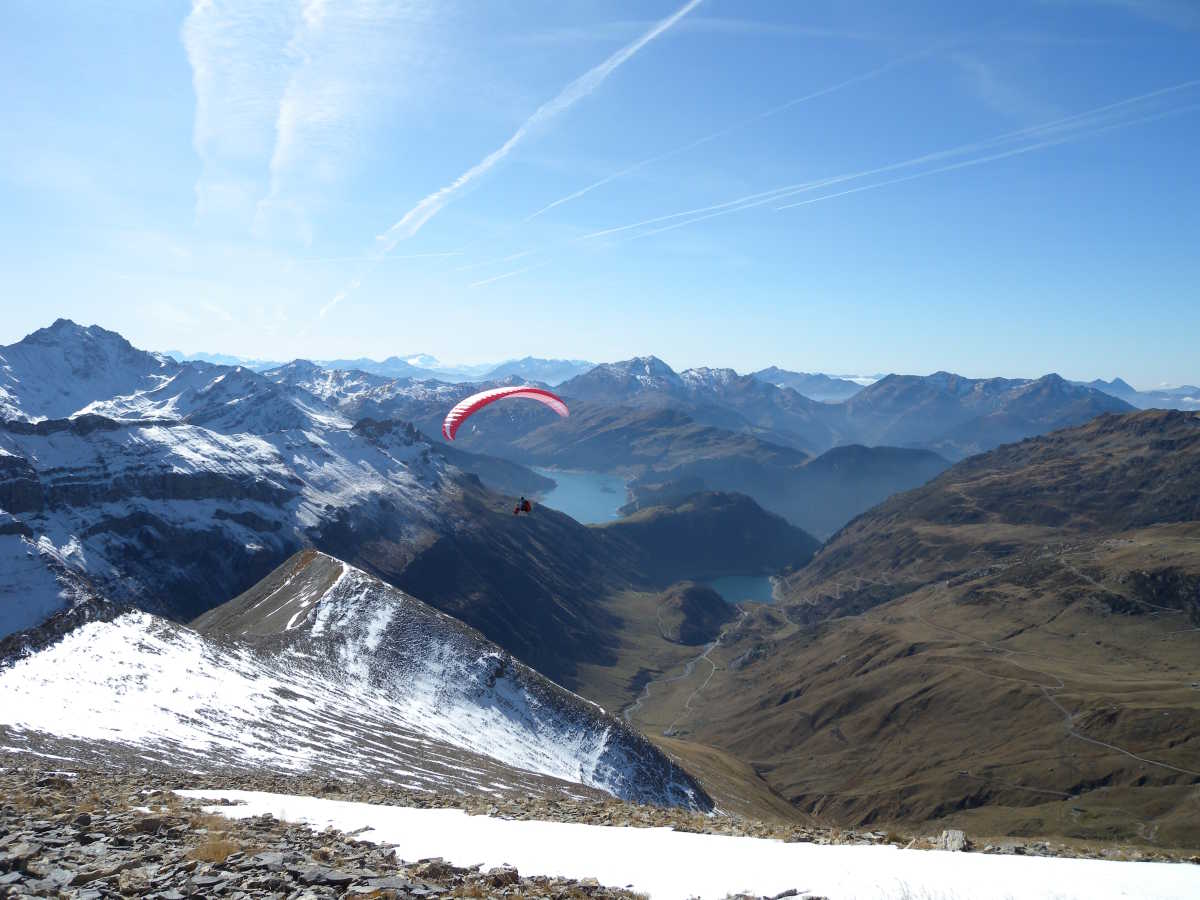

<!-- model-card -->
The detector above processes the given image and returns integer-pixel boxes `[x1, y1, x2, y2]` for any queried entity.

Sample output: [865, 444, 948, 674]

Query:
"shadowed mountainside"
[594, 492, 819, 585]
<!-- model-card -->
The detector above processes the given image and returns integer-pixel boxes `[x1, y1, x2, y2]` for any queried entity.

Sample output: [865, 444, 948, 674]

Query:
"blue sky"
[1, 0, 1197, 387]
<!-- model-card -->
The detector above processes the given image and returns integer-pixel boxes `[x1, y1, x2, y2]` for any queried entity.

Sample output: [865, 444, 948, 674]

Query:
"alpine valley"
[2, 320, 1199, 898]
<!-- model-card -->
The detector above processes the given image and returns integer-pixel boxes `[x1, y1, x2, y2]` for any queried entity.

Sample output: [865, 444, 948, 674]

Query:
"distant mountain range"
[838, 370, 1136, 459]
[483, 356, 595, 385]
[750, 367, 868, 402]
[259, 352, 1138, 535]
[167, 349, 594, 385]
[4, 324, 1157, 561]
[554, 359, 1135, 461]
[166, 343, 1199, 412]
[1075, 377, 1200, 411]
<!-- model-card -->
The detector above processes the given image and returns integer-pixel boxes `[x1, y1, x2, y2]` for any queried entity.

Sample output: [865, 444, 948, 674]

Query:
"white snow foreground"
[179, 790, 1200, 900]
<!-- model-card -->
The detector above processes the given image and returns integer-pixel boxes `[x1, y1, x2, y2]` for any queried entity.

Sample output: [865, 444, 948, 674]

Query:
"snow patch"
[180, 790, 1200, 900]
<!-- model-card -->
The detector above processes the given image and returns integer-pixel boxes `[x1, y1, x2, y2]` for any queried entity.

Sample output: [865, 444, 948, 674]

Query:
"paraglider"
[514, 496, 533, 515]
[441, 385, 569, 442]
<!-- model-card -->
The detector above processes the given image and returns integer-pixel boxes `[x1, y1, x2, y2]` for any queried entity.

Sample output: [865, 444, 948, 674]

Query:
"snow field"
[180, 790, 1200, 900]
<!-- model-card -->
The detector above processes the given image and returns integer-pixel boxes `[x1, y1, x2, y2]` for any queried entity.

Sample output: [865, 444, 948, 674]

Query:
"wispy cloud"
[182, 0, 427, 236]
[182, 1, 296, 220]
[524, 45, 941, 222]
[319, 277, 360, 318]
[374, 0, 704, 252]
[951, 52, 1062, 123]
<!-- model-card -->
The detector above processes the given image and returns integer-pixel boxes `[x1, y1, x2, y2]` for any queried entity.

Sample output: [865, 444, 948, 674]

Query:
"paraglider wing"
[441, 386, 569, 441]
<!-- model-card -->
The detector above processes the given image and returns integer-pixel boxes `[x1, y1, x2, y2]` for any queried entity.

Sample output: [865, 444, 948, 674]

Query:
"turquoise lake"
[532, 468, 628, 524]
[702, 574, 777, 605]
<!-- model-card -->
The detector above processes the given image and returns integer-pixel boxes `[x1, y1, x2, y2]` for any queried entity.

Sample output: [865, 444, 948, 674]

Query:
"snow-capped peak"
[0, 320, 178, 422]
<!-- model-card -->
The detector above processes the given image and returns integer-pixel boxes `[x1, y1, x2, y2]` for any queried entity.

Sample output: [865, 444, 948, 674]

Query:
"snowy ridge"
[193, 552, 711, 809]
[0, 552, 711, 810]
[263, 361, 535, 417]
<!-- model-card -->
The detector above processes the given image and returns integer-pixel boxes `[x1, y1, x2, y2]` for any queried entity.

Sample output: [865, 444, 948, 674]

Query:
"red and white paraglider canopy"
[441, 386, 569, 441]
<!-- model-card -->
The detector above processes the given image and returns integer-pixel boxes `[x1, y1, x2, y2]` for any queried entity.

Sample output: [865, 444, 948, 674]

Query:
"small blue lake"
[532, 468, 628, 524]
[702, 574, 777, 605]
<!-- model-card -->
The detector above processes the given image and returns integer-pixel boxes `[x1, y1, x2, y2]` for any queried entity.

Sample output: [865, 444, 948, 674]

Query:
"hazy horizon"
[2, 1, 1198, 386]
[10, 315, 1195, 393]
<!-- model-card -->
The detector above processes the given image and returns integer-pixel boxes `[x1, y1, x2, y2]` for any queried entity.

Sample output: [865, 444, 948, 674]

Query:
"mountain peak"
[560, 356, 683, 401]
[19, 319, 134, 351]
[618, 355, 677, 376]
[682, 366, 739, 386]
[1, 319, 176, 421]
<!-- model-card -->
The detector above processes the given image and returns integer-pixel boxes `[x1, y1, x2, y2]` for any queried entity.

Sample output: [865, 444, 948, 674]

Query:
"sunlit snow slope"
[0, 552, 711, 811]
[185, 790, 1200, 900]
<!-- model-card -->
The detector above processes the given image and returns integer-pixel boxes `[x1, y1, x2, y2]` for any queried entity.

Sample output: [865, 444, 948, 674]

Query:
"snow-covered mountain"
[0, 551, 711, 810]
[263, 360, 468, 412]
[560, 356, 685, 402]
[0, 321, 459, 638]
[1, 319, 179, 422]
[263, 360, 553, 446]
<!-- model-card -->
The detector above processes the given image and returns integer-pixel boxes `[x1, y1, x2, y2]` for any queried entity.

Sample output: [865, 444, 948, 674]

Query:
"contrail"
[625, 99, 1200, 242]
[302, 251, 463, 262]
[465, 76, 1200, 287]
[576, 76, 1200, 243]
[319, 279, 360, 318]
[522, 44, 942, 223]
[375, 0, 703, 253]
[773, 100, 1200, 212]
[469, 263, 547, 288]
[765, 75, 1200, 208]
[456, 248, 537, 272]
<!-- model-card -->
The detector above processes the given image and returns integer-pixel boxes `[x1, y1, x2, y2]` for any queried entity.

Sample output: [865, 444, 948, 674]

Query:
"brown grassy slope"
[635, 411, 1200, 847]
